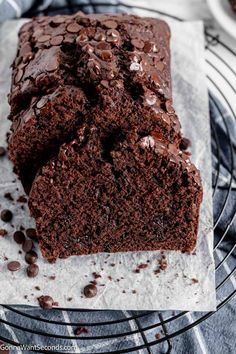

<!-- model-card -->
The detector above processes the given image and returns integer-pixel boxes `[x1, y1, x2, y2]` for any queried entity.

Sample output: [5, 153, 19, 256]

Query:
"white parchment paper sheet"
[0, 19, 216, 311]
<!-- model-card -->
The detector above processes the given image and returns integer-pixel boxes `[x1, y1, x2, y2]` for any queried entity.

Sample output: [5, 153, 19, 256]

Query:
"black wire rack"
[0, 2, 235, 353]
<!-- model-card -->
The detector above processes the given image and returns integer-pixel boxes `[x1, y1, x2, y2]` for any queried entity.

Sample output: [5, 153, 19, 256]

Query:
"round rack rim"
[0, 2, 235, 353]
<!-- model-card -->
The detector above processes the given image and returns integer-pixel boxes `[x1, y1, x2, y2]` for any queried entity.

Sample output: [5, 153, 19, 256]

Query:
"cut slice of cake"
[29, 127, 202, 262]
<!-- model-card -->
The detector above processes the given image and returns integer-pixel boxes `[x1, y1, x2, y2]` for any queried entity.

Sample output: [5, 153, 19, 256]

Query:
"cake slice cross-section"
[29, 127, 202, 262]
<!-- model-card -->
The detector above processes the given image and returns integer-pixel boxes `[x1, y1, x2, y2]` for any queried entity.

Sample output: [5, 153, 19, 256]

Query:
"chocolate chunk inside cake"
[8, 12, 203, 261]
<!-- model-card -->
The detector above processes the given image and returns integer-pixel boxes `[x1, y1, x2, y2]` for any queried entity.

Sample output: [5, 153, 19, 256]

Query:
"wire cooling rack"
[0, 2, 235, 353]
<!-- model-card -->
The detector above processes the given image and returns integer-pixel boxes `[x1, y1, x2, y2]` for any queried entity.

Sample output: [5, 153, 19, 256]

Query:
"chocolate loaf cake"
[8, 12, 203, 261]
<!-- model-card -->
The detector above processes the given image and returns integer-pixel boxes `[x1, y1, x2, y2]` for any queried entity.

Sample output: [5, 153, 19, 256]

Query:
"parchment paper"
[0, 19, 216, 311]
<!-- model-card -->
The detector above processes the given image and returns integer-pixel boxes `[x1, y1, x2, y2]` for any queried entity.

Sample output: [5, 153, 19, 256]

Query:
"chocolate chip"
[20, 42, 31, 55]
[131, 38, 144, 49]
[0, 229, 7, 237]
[51, 16, 65, 26]
[143, 41, 157, 53]
[50, 35, 64, 46]
[22, 239, 34, 253]
[83, 284, 97, 298]
[15, 69, 23, 83]
[38, 295, 54, 309]
[7, 261, 21, 272]
[66, 23, 81, 33]
[106, 29, 120, 43]
[1, 209, 13, 222]
[95, 32, 106, 41]
[45, 58, 59, 72]
[38, 35, 51, 43]
[13, 231, 25, 244]
[36, 97, 47, 109]
[25, 250, 38, 264]
[180, 137, 191, 151]
[0, 146, 6, 157]
[27, 264, 39, 278]
[63, 36, 75, 45]
[103, 20, 117, 29]
[74, 326, 88, 336]
[26, 228, 37, 239]
[82, 44, 94, 53]
[4, 193, 13, 201]
[76, 34, 88, 44]
[100, 50, 113, 61]
[17, 195, 27, 203]
[155, 61, 164, 71]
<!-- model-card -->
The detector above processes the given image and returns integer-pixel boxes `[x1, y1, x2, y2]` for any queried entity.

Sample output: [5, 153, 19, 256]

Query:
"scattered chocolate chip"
[22, 239, 34, 253]
[1, 209, 13, 222]
[92, 272, 101, 279]
[155, 332, 161, 340]
[67, 297, 73, 302]
[27, 264, 39, 278]
[83, 284, 97, 298]
[25, 250, 38, 264]
[132, 290, 137, 294]
[4, 192, 13, 201]
[17, 195, 27, 203]
[50, 35, 64, 46]
[74, 326, 88, 336]
[0, 229, 7, 237]
[7, 261, 21, 272]
[138, 263, 148, 269]
[35, 286, 41, 291]
[103, 20, 117, 29]
[38, 295, 54, 309]
[49, 275, 56, 280]
[180, 137, 191, 151]
[66, 23, 81, 33]
[0, 146, 6, 157]
[26, 228, 37, 239]
[191, 278, 199, 284]
[13, 231, 25, 244]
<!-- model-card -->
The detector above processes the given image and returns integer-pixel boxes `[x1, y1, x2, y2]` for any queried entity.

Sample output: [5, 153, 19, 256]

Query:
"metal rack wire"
[0, 2, 235, 353]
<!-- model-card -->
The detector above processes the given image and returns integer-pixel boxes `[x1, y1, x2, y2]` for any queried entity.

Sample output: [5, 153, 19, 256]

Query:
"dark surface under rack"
[0, 2, 235, 353]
